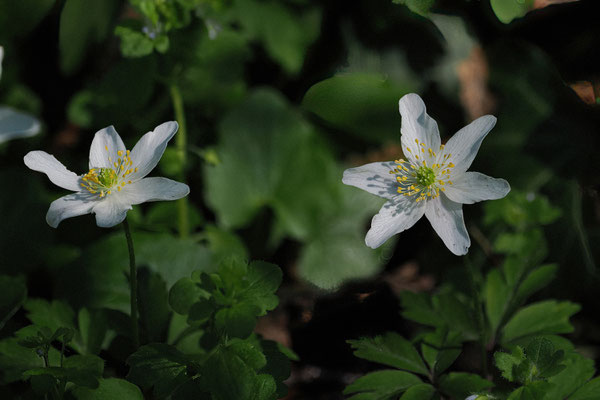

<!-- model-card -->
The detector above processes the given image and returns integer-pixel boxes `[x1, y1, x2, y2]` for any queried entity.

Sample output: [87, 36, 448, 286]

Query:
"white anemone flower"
[343, 93, 510, 255]
[24, 122, 189, 228]
[0, 46, 41, 144]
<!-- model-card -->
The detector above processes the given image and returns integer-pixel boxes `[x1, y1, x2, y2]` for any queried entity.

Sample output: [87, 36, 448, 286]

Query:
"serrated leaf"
[494, 346, 526, 382]
[506, 381, 550, 400]
[524, 337, 565, 379]
[420, 328, 462, 376]
[348, 332, 428, 376]
[260, 340, 292, 397]
[215, 303, 261, 339]
[114, 26, 155, 58]
[0, 274, 27, 331]
[501, 301, 580, 345]
[543, 352, 595, 399]
[400, 292, 440, 327]
[344, 370, 422, 398]
[72, 378, 144, 400]
[237, 261, 282, 314]
[439, 372, 494, 399]
[25, 354, 104, 388]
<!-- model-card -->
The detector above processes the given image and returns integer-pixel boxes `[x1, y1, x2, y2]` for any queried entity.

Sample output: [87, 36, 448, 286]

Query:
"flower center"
[390, 142, 455, 203]
[80, 148, 138, 198]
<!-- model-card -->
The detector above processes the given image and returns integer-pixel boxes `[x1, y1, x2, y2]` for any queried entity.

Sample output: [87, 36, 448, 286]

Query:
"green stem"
[169, 84, 189, 239]
[123, 218, 139, 348]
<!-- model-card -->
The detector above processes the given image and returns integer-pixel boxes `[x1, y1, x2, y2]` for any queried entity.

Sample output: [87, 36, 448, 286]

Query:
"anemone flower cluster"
[24, 122, 189, 228]
[343, 93, 510, 255]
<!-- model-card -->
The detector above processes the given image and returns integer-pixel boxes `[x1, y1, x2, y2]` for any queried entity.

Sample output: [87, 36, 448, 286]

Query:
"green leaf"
[344, 370, 422, 399]
[569, 377, 600, 400]
[233, 0, 321, 74]
[201, 344, 276, 400]
[302, 73, 412, 142]
[524, 337, 565, 379]
[484, 191, 561, 229]
[260, 340, 292, 397]
[59, 0, 119, 73]
[494, 346, 526, 382]
[127, 343, 191, 398]
[501, 301, 580, 345]
[78, 308, 108, 355]
[420, 328, 462, 376]
[138, 268, 171, 343]
[543, 352, 595, 399]
[114, 26, 155, 58]
[399, 383, 435, 400]
[24, 299, 76, 332]
[30, 374, 55, 395]
[0, 337, 47, 383]
[237, 261, 282, 314]
[348, 332, 429, 376]
[72, 378, 144, 400]
[438, 372, 494, 399]
[0, 274, 27, 330]
[490, 0, 534, 24]
[400, 292, 441, 327]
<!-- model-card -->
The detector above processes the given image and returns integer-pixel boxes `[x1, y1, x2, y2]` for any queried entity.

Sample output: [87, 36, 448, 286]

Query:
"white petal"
[441, 115, 496, 174]
[118, 177, 189, 205]
[0, 107, 41, 143]
[92, 195, 131, 228]
[444, 172, 510, 204]
[425, 194, 470, 256]
[46, 192, 97, 228]
[127, 121, 178, 181]
[88, 126, 126, 170]
[24, 151, 81, 192]
[342, 161, 399, 200]
[399, 93, 441, 165]
[365, 197, 426, 249]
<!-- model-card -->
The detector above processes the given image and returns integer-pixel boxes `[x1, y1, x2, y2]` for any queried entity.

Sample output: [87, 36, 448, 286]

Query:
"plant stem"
[169, 84, 189, 239]
[123, 218, 139, 348]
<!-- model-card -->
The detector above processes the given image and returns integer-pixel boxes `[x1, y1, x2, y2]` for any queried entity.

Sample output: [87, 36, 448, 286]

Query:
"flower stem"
[169, 84, 189, 239]
[123, 218, 139, 348]
[465, 257, 488, 378]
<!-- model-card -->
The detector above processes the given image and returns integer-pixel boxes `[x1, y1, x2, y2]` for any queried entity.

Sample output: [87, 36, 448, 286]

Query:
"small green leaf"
[393, 0, 435, 16]
[544, 352, 595, 399]
[114, 26, 154, 58]
[344, 370, 422, 398]
[494, 346, 526, 382]
[420, 328, 462, 376]
[399, 383, 435, 399]
[30, 374, 56, 395]
[506, 381, 551, 400]
[501, 301, 580, 345]
[439, 372, 494, 399]
[215, 304, 261, 339]
[524, 337, 565, 378]
[400, 292, 440, 327]
[348, 332, 429, 376]
[514, 264, 557, 304]
[484, 268, 511, 334]
[72, 378, 144, 400]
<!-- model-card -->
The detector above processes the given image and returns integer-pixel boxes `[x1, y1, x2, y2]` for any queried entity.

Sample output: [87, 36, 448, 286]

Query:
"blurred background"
[0, 0, 599, 398]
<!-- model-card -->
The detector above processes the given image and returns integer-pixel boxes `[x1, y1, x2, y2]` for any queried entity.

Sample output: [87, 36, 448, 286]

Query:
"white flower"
[24, 122, 189, 228]
[0, 45, 41, 144]
[342, 93, 510, 255]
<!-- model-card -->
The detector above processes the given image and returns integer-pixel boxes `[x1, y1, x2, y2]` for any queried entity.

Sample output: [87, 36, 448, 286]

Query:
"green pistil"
[415, 166, 436, 187]
[98, 168, 118, 188]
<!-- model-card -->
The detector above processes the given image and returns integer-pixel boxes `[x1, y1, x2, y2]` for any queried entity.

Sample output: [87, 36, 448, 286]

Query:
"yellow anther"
[448, 181, 453, 185]
[134, 168, 138, 173]
[105, 145, 108, 151]
[114, 162, 118, 168]
[415, 139, 419, 144]
[406, 147, 412, 153]
[448, 162, 455, 168]
[415, 155, 420, 160]
[118, 150, 123, 156]
[117, 186, 121, 192]
[128, 180, 132, 184]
